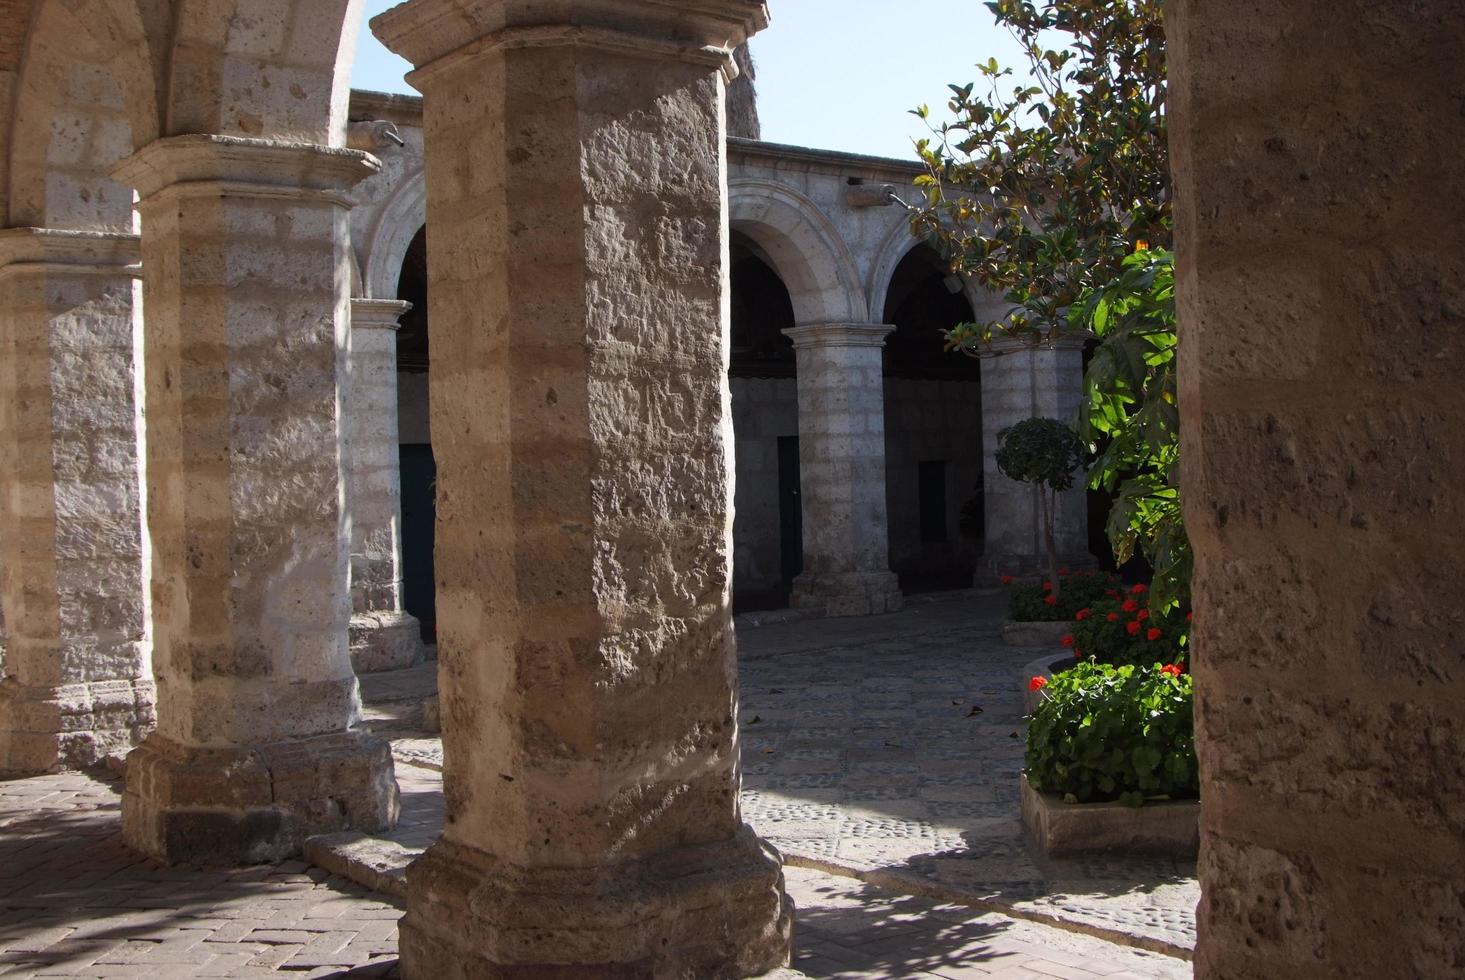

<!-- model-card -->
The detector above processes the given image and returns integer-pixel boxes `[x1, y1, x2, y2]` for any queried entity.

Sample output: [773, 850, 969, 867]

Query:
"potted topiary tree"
[995, 417, 1085, 597]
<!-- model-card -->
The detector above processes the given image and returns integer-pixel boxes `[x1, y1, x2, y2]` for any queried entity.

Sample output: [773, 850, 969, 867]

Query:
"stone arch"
[166, 0, 364, 144]
[360, 167, 426, 300]
[5, 0, 162, 230]
[728, 178, 867, 325]
[868, 215, 1006, 327]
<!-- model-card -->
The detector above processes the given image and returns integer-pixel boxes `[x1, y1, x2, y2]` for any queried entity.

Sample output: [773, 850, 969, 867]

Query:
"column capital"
[111, 135, 380, 206]
[351, 298, 413, 331]
[0, 228, 140, 275]
[371, 0, 769, 85]
[783, 321, 894, 350]
[986, 331, 1089, 356]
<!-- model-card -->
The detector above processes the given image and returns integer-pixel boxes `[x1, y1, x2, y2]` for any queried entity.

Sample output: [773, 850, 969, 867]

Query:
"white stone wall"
[346, 91, 1090, 605]
[730, 377, 798, 595]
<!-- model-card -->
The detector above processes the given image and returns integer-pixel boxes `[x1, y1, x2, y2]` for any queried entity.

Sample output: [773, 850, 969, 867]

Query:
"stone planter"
[1020, 774, 1199, 859]
[1003, 619, 1072, 647]
[1021, 654, 1076, 714]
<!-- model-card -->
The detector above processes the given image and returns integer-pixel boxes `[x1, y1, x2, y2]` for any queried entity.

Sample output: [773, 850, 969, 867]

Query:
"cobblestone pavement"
[1, 769, 1187, 979]
[374, 592, 1199, 958]
[0, 771, 402, 978]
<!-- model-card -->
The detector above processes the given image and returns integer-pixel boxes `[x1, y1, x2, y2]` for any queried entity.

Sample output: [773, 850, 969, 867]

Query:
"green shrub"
[1005, 569, 1117, 622]
[1025, 660, 1198, 806]
[1062, 583, 1189, 667]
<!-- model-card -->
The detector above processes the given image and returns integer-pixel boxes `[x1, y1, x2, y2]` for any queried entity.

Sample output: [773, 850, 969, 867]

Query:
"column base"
[400, 826, 792, 979]
[790, 571, 903, 618]
[122, 731, 399, 865]
[349, 610, 425, 674]
[0, 675, 155, 776]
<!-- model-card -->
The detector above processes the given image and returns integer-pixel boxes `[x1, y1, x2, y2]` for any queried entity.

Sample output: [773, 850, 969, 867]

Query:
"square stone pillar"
[978, 337, 1091, 585]
[110, 136, 398, 865]
[0, 229, 155, 774]
[784, 322, 902, 617]
[347, 298, 424, 673]
[372, 1, 791, 976]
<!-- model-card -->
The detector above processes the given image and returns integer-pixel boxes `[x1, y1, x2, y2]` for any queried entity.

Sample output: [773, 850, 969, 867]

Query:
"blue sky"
[350, 1, 1026, 162]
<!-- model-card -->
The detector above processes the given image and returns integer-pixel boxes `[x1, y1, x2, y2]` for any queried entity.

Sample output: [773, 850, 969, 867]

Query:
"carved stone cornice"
[111, 135, 380, 206]
[783, 322, 894, 350]
[0, 227, 141, 277]
[372, 0, 769, 84]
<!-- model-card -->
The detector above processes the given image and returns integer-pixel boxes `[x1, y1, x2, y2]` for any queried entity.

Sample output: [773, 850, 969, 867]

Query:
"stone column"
[978, 337, 1091, 584]
[111, 137, 398, 865]
[784, 322, 903, 616]
[347, 298, 423, 673]
[371, 1, 791, 975]
[1171, 3, 1465, 977]
[0, 229, 155, 774]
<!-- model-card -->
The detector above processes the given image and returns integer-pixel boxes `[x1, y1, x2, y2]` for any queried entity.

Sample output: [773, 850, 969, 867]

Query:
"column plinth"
[0, 229, 155, 774]
[348, 298, 424, 673]
[372, 0, 790, 974]
[111, 136, 398, 864]
[978, 337, 1092, 586]
[784, 322, 902, 617]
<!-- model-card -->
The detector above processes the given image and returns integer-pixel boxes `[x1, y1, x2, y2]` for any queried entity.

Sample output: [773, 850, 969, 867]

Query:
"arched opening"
[729, 230, 800, 612]
[394, 225, 434, 640]
[881, 244, 984, 593]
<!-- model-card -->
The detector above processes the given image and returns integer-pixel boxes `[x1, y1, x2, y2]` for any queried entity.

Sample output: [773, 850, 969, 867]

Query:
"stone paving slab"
[1, 768, 1185, 979]
[0, 772, 403, 978]
[371, 592, 1200, 958]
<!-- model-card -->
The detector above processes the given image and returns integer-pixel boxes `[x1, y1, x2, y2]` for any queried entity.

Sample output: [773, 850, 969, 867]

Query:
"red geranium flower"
[1075, 608, 1090, 621]
[1137, 609, 1150, 622]
[1121, 599, 1139, 613]
[1028, 675, 1048, 692]
[1147, 627, 1162, 641]
[1061, 634, 1075, 648]
[1042, 581, 1052, 591]
[1107, 612, 1119, 622]
[1044, 594, 1057, 606]
[1126, 621, 1141, 636]
[1073, 647, 1083, 658]
[1001, 574, 1013, 585]
[1186, 610, 1193, 622]
[1059, 567, 1071, 576]
[1161, 663, 1183, 677]
[1131, 583, 1148, 594]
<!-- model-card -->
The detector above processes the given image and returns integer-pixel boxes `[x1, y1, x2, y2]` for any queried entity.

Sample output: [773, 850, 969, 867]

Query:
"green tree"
[994, 417, 1085, 596]
[910, 0, 1187, 609]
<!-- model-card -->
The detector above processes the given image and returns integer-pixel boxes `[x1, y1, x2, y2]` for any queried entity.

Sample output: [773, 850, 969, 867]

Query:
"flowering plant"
[1005, 569, 1117, 622]
[1025, 660, 1197, 806]
[1067, 592, 1187, 668]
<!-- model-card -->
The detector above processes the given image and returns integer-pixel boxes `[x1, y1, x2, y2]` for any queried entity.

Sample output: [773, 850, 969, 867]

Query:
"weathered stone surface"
[785, 323, 902, 617]
[350, 610, 424, 675]
[372, 0, 789, 974]
[0, 229, 154, 774]
[1020, 776, 1199, 860]
[111, 135, 397, 863]
[122, 731, 398, 865]
[1168, 2, 1465, 977]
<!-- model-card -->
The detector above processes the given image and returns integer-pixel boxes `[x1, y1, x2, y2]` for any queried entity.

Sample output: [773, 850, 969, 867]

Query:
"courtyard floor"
[1, 592, 1197, 979]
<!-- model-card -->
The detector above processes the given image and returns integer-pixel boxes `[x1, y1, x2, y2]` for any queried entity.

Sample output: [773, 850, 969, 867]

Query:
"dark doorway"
[918, 460, 949, 544]
[399, 444, 436, 642]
